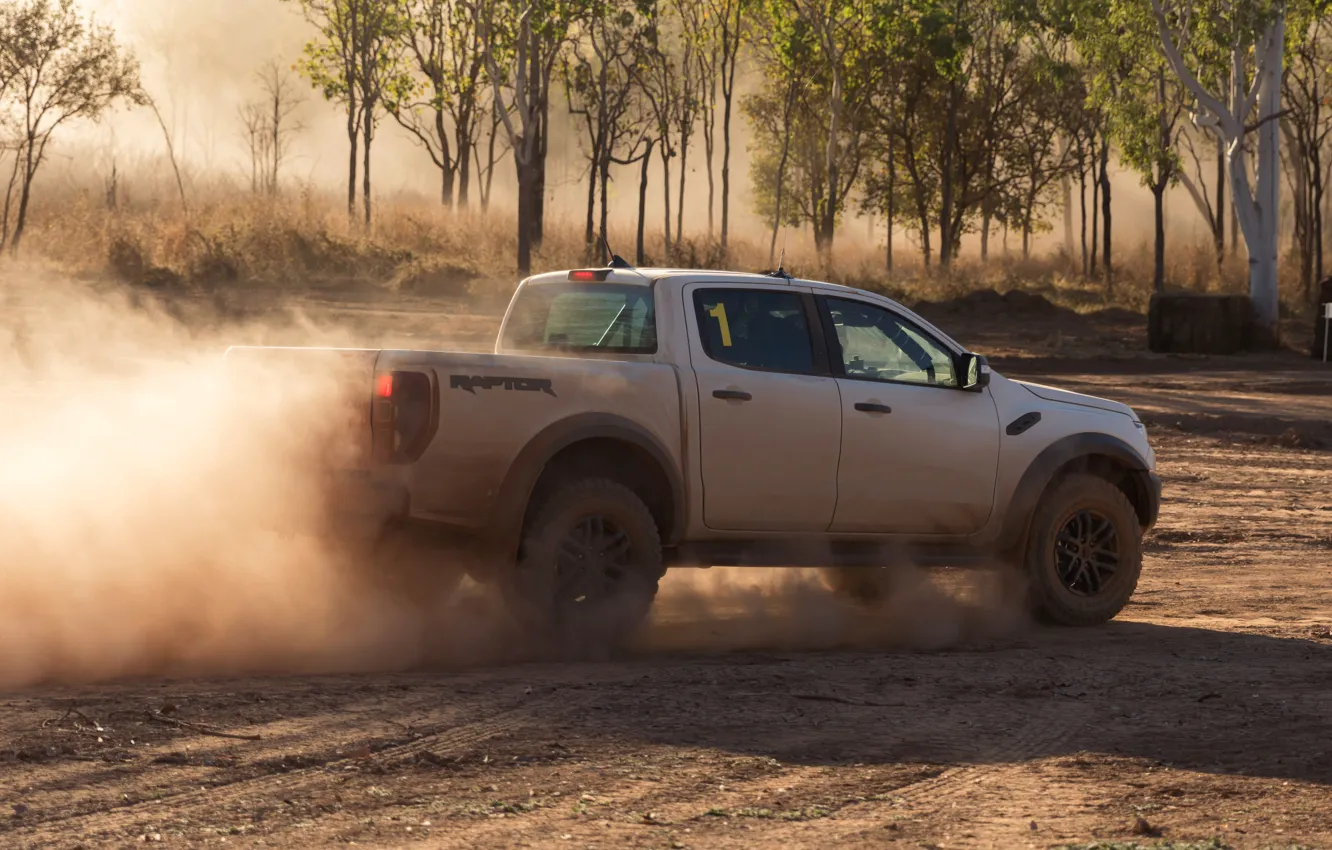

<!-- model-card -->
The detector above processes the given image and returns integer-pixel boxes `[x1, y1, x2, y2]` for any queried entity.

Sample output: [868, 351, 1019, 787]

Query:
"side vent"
[1006, 412, 1042, 437]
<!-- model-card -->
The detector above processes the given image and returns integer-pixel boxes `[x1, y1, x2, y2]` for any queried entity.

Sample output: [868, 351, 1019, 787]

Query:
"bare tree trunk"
[1061, 135, 1074, 257]
[588, 153, 599, 258]
[886, 133, 896, 274]
[719, 4, 742, 252]
[362, 110, 374, 228]
[10, 137, 42, 254]
[638, 139, 654, 266]
[940, 74, 960, 270]
[436, 109, 455, 207]
[769, 77, 797, 267]
[677, 136, 688, 247]
[704, 77, 716, 237]
[661, 147, 673, 259]
[347, 99, 359, 221]
[1079, 152, 1088, 277]
[1153, 181, 1166, 292]
[0, 146, 21, 246]
[599, 148, 611, 252]
[517, 163, 536, 275]
[1092, 147, 1102, 277]
[1215, 134, 1226, 273]
[1100, 135, 1112, 291]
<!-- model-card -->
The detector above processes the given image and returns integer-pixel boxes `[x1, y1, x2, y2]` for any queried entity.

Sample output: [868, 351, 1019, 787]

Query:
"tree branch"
[1151, 0, 1242, 140]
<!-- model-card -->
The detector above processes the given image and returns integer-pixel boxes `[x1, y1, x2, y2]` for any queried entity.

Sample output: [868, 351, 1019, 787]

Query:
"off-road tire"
[1023, 473, 1143, 626]
[503, 478, 664, 652]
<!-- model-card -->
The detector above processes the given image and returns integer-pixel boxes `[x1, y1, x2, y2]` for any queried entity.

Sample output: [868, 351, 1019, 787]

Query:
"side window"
[693, 288, 817, 375]
[825, 297, 957, 387]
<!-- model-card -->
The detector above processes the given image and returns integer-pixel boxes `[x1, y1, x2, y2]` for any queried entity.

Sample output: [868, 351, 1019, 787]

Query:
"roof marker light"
[569, 269, 611, 282]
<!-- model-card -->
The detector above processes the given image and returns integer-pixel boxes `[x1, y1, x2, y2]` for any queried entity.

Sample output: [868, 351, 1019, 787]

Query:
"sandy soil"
[2, 293, 1330, 849]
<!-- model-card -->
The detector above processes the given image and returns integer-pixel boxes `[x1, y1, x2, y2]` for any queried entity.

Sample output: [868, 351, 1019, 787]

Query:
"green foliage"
[0, 0, 141, 250]
[288, 0, 415, 120]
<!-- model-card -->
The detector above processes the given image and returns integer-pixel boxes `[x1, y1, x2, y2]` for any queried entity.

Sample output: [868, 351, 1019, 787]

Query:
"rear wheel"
[1022, 473, 1142, 626]
[503, 479, 664, 652]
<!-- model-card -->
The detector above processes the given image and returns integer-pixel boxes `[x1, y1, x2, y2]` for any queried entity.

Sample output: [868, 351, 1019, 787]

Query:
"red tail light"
[371, 371, 438, 465]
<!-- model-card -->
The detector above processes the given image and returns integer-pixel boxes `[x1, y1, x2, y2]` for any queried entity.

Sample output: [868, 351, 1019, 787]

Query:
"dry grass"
[12, 180, 1311, 318]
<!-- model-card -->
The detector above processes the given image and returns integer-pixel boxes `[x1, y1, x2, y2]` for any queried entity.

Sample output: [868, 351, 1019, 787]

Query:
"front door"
[687, 284, 842, 533]
[820, 295, 1001, 535]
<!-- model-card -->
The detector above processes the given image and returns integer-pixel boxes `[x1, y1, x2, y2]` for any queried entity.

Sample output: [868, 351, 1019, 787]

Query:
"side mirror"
[957, 352, 990, 392]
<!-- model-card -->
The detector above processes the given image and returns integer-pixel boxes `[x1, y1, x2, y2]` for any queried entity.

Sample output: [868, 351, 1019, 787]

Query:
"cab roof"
[523, 267, 871, 299]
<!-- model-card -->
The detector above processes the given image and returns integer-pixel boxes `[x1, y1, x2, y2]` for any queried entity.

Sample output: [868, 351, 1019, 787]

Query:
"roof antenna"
[768, 229, 791, 279]
[601, 234, 632, 269]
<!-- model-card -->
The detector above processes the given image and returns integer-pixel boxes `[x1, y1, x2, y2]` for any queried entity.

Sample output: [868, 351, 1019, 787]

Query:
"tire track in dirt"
[883, 699, 1085, 811]
[10, 688, 563, 844]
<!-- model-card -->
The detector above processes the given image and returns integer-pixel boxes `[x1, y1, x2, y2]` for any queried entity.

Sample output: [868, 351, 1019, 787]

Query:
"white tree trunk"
[1153, 1, 1284, 342]
[1251, 15, 1283, 337]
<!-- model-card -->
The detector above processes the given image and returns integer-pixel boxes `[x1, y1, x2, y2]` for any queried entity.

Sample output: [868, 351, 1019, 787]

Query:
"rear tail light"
[371, 371, 437, 464]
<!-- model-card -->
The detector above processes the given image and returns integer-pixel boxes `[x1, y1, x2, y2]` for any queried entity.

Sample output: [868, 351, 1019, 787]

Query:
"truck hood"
[1013, 380, 1137, 419]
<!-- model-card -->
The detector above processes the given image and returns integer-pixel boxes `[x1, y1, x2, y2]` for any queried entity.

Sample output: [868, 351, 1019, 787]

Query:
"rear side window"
[693, 288, 817, 374]
[502, 283, 657, 354]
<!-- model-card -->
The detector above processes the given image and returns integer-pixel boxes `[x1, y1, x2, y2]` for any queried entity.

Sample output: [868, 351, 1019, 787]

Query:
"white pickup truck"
[227, 263, 1160, 647]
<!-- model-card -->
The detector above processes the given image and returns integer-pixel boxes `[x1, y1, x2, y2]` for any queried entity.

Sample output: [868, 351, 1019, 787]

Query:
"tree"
[0, 0, 141, 254]
[390, 0, 490, 207]
[1083, 0, 1189, 292]
[703, 0, 749, 252]
[563, 0, 649, 256]
[674, 0, 722, 236]
[1281, 4, 1332, 299]
[1153, 0, 1286, 342]
[747, 0, 813, 264]
[483, 0, 585, 273]
[289, 0, 412, 226]
[747, 0, 874, 259]
[239, 60, 304, 195]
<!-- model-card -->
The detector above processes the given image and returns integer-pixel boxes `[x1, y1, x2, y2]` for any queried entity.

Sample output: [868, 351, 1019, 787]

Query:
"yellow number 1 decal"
[707, 303, 733, 347]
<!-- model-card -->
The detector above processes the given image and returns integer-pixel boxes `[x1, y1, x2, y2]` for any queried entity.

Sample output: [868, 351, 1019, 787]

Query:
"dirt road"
[1, 295, 1330, 849]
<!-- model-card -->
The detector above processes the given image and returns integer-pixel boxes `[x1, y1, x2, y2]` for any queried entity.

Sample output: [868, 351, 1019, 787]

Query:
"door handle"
[854, 402, 892, 414]
[713, 389, 753, 402]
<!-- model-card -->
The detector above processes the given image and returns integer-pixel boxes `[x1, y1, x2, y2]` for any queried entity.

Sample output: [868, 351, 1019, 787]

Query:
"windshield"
[501, 283, 657, 354]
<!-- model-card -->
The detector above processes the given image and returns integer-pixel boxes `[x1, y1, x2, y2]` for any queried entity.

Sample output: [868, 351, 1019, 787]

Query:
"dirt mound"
[913, 288, 1070, 320]
[1141, 410, 1332, 449]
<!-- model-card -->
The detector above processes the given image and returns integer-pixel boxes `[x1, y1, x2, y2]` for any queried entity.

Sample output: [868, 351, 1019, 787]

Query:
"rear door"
[818, 295, 1000, 535]
[685, 283, 842, 533]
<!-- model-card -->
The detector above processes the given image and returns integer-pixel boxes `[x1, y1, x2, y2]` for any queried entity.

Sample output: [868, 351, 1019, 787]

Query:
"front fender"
[996, 432, 1157, 553]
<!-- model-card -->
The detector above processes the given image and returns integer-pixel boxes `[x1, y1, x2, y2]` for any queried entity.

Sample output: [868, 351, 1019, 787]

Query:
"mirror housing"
[957, 352, 990, 392]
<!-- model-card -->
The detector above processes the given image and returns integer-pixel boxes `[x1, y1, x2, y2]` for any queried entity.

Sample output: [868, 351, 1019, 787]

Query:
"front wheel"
[503, 478, 664, 652]
[1022, 473, 1143, 626]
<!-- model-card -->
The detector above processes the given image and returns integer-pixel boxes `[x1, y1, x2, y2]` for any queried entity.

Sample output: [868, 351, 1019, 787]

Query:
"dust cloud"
[0, 272, 1025, 691]
[0, 269, 484, 691]
[647, 566, 1028, 655]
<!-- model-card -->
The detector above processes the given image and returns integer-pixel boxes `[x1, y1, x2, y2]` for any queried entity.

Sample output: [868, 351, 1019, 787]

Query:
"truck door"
[686, 284, 842, 533]
[818, 295, 1001, 535]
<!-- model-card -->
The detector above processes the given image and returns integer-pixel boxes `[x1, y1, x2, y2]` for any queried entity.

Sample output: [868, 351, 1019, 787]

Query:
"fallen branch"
[41, 708, 101, 730]
[143, 712, 262, 741]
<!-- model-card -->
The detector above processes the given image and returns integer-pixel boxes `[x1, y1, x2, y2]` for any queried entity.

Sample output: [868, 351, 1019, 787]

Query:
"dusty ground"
[2, 290, 1331, 850]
